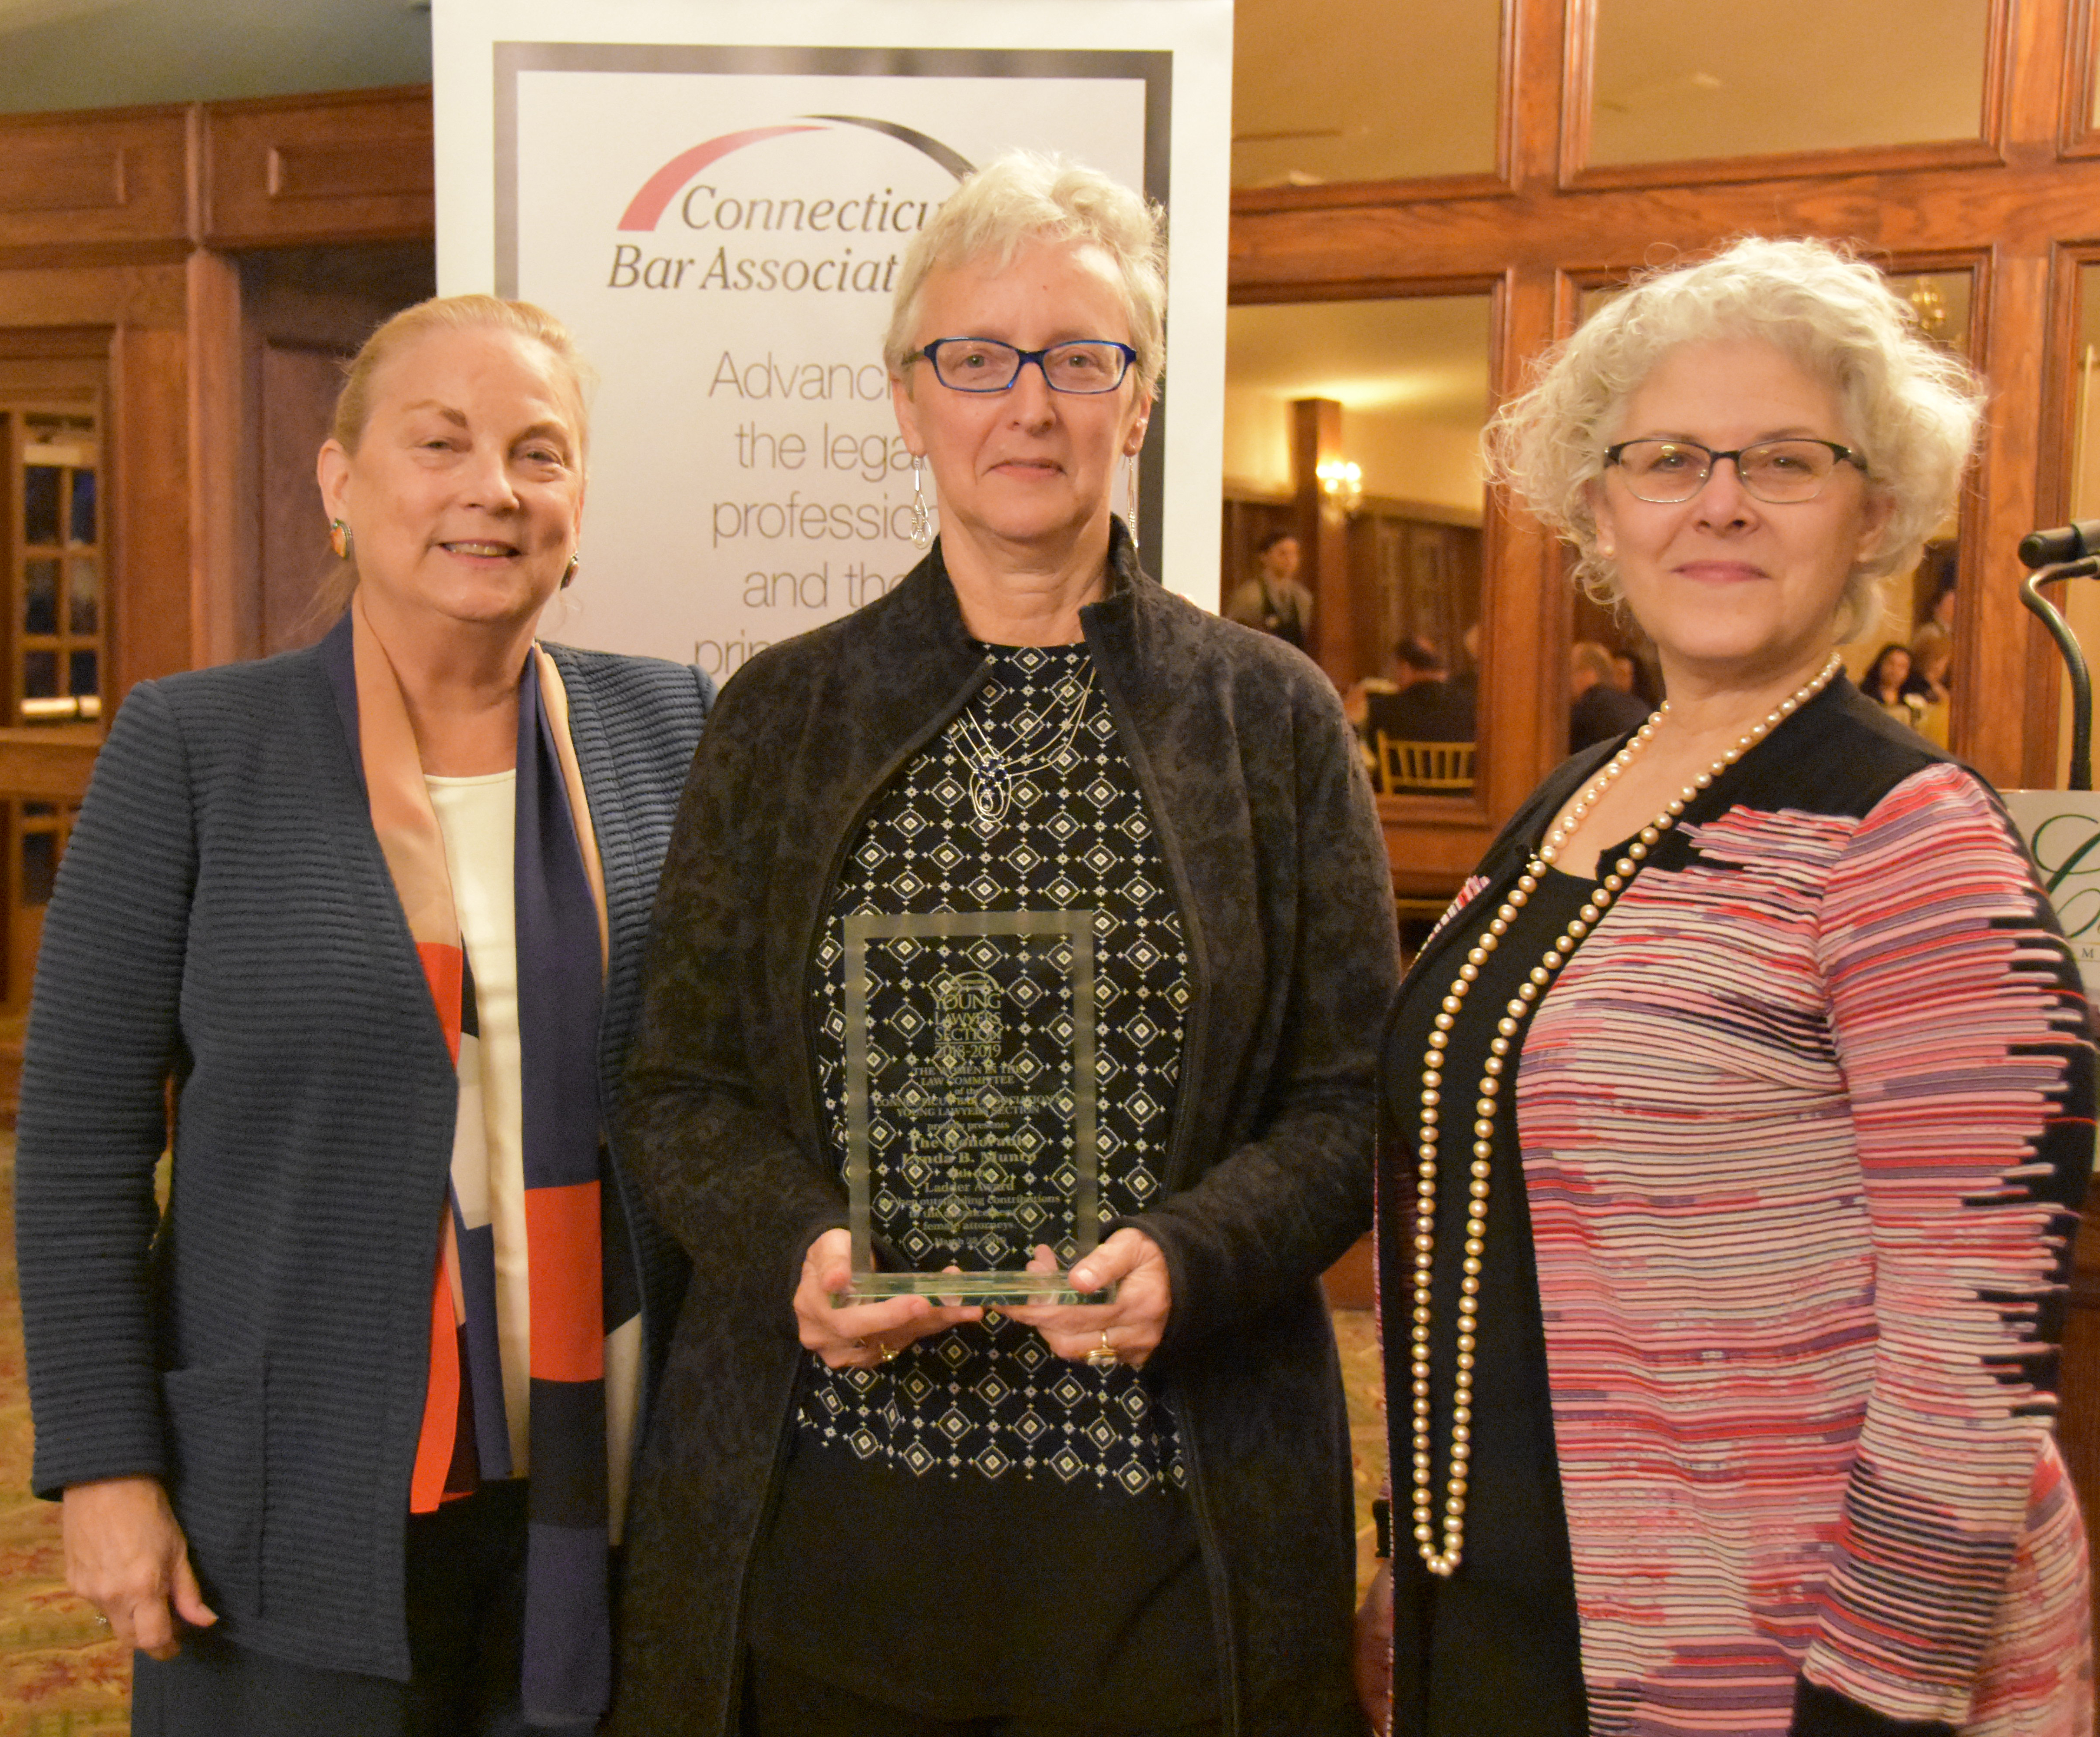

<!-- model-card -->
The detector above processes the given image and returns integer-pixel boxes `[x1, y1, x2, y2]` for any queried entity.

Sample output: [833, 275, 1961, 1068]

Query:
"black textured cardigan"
[14, 637, 710, 1681]
[614, 534, 1400, 1737]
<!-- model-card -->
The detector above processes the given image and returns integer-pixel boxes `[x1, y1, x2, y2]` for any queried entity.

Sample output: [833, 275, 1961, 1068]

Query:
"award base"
[839, 1271, 1117, 1306]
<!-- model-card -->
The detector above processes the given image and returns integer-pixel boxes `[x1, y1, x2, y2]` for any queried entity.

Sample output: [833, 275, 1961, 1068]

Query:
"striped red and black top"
[1378, 679, 2095, 1737]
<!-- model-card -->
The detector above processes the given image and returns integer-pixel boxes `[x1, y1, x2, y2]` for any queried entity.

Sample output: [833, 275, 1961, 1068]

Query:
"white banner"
[433, 0, 1232, 675]
[2000, 789, 2100, 998]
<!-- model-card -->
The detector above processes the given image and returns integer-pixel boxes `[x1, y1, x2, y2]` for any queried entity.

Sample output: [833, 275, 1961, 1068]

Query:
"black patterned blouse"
[799, 639, 1191, 1493]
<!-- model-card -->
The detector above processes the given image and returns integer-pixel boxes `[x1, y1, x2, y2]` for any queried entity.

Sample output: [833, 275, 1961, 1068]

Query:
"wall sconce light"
[1906, 277, 1948, 341]
[1316, 456, 1363, 519]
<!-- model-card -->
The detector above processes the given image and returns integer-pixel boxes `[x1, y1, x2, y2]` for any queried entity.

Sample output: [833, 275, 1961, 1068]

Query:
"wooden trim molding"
[2063, 0, 2100, 157]
[0, 87, 434, 268]
[200, 86, 434, 249]
[1561, 138, 2005, 197]
[0, 106, 192, 263]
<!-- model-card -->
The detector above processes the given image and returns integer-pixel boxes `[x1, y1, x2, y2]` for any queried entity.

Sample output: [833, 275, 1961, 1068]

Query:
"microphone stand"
[2019, 556, 2100, 789]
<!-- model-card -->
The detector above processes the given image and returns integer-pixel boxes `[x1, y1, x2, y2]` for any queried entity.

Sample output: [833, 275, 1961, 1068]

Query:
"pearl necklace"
[1407, 652, 1842, 1578]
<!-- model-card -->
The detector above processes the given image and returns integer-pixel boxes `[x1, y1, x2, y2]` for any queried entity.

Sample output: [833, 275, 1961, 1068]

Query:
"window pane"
[1588, 0, 1989, 166]
[1233, 0, 1499, 188]
[1225, 296, 1491, 793]
[23, 558, 56, 636]
[12, 400, 103, 735]
[69, 467, 95, 545]
[20, 830, 55, 908]
[23, 466, 58, 546]
[68, 556, 97, 635]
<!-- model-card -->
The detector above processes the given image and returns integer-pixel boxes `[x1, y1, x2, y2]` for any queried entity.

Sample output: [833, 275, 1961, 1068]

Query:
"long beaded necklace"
[952, 660, 1098, 823]
[1408, 652, 1842, 1578]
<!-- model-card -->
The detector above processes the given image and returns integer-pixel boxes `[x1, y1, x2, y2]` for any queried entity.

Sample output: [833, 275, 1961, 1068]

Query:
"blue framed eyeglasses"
[917, 338, 1138, 394]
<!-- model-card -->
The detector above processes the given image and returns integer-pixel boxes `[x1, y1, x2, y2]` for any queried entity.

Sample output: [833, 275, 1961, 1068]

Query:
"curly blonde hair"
[1485, 237, 1983, 639]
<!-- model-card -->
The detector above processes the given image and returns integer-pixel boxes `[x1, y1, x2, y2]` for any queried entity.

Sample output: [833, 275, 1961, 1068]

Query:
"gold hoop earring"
[562, 552, 579, 588]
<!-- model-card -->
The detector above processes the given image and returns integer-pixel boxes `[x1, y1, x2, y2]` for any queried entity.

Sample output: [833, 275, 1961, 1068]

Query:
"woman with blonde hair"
[1360, 237, 2093, 1735]
[616, 150, 1395, 1737]
[17, 294, 710, 1734]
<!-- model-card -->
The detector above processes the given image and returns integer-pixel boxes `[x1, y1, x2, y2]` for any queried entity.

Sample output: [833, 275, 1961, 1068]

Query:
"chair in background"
[1377, 735, 1474, 794]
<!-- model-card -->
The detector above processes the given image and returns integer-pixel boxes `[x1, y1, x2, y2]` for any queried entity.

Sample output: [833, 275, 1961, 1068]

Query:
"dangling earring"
[1123, 452, 1141, 552]
[908, 453, 933, 551]
[562, 551, 579, 588]
[328, 518, 351, 561]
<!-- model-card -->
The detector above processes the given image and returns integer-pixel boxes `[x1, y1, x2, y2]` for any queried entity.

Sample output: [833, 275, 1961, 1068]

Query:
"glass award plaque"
[840, 908, 1109, 1304]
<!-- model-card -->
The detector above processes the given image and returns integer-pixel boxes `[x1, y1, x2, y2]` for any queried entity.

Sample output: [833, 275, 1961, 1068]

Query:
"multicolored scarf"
[322, 599, 634, 1723]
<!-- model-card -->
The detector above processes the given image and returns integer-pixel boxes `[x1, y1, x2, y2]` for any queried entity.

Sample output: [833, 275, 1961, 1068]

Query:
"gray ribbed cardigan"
[13, 635, 709, 1682]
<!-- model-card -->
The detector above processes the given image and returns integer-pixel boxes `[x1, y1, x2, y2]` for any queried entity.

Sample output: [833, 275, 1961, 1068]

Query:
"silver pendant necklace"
[952, 661, 1096, 823]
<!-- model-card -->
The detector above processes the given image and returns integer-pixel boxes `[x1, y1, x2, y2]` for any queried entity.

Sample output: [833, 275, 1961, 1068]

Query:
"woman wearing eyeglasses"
[1355, 235, 2095, 1737]
[613, 152, 1397, 1737]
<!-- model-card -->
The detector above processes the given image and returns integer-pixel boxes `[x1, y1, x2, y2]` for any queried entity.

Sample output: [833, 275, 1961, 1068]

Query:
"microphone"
[2019, 519, 2100, 567]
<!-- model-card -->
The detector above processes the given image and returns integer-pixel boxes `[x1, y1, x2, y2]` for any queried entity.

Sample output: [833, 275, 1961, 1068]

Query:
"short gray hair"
[883, 152, 1166, 396]
[1485, 236, 1984, 638]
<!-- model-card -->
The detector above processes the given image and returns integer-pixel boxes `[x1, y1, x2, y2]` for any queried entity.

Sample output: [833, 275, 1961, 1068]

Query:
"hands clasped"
[792, 1225, 1172, 1370]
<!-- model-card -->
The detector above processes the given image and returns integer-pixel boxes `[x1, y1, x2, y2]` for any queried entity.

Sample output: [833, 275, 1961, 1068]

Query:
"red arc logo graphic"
[618, 116, 974, 231]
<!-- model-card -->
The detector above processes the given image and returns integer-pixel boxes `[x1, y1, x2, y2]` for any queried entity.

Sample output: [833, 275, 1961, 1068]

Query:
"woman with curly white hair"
[1358, 235, 2095, 1736]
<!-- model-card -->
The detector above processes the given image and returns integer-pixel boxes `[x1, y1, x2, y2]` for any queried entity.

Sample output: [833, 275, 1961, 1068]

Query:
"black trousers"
[131, 1481, 589, 1737]
[742, 1649, 1227, 1737]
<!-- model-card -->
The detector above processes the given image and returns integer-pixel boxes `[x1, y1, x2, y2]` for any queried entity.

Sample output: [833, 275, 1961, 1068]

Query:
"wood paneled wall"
[1234, 0, 2100, 884]
[0, 86, 434, 1010]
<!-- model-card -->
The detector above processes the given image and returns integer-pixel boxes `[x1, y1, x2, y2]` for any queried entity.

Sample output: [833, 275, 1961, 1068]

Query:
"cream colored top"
[424, 770, 641, 1534]
[426, 770, 533, 1477]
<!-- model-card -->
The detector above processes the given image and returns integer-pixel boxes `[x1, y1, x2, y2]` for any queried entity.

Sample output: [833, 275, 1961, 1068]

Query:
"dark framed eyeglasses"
[1603, 437, 1867, 505]
[917, 337, 1137, 395]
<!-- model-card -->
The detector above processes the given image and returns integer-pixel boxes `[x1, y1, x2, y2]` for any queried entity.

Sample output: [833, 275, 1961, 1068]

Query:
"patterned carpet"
[0, 1135, 130, 1735]
[0, 1128, 1387, 1730]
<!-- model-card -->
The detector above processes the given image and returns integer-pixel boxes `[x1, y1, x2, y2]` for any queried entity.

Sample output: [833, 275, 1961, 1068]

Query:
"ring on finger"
[1086, 1329, 1119, 1370]
[878, 1341, 899, 1364]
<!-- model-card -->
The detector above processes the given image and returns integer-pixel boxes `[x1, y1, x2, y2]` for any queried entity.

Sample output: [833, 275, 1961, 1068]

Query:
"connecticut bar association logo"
[607, 115, 973, 295]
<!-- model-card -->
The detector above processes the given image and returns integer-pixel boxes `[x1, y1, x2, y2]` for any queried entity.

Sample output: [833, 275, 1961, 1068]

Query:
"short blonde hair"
[314, 295, 593, 623]
[1486, 236, 1984, 639]
[883, 152, 1166, 396]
